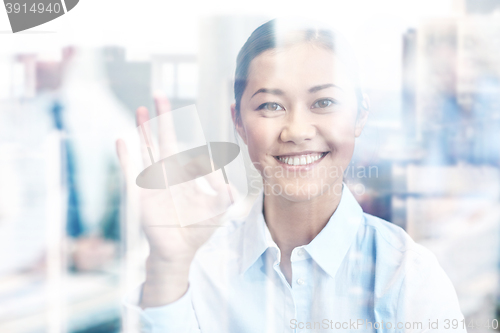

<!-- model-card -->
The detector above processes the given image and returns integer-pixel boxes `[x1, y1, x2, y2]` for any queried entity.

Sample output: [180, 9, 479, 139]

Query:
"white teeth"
[277, 153, 326, 166]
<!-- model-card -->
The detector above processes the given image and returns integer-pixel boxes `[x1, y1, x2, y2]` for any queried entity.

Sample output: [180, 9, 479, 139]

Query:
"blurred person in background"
[0, 46, 134, 275]
[58, 47, 130, 272]
[0, 45, 138, 333]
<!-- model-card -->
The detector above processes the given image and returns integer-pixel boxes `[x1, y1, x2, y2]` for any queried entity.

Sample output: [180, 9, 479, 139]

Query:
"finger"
[116, 138, 130, 185]
[136, 105, 150, 127]
[154, 92, 171, 116]
[153, 93, 178, 158]
[136, 106, 156, 167]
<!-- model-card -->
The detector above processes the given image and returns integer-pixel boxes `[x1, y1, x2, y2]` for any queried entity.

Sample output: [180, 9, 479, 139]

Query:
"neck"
[263, 180, 343, 256]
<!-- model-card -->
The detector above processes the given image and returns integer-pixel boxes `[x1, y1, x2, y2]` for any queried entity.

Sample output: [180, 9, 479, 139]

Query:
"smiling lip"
[274, 151, 329, 167]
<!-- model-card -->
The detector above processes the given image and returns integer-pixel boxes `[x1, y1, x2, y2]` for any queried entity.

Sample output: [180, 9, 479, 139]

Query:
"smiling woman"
[233, 36, 368, 207]
[119, 17, 466, 333]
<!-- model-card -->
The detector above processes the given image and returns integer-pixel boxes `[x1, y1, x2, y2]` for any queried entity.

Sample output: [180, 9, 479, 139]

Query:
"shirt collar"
[240, 183, 364, 278]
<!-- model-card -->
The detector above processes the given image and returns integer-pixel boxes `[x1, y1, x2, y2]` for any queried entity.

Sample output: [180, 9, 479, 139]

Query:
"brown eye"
[269, 103, 280, 111]
[312, 99, 336, 109]
[257, 102, 284, 111]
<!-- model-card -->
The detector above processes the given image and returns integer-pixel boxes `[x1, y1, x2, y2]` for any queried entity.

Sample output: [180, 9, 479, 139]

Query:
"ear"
[231, 103, 248, 145]
[354, 94, 370, 138]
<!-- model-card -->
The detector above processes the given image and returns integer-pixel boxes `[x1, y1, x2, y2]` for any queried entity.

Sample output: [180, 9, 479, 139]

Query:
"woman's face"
[233, 42, 368, 202]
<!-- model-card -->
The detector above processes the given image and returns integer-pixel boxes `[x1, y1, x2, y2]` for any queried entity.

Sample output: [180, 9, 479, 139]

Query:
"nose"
[279, 109, 317, 144]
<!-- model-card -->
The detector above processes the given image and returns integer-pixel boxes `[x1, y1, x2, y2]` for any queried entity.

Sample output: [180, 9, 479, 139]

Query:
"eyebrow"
[251, 88, 284, 99]
[308, 83, 342, 93]
[250, 84, 342, 99]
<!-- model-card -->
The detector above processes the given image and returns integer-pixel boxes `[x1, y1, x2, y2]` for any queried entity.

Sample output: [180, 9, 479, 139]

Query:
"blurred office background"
[1, 0, 500, 331]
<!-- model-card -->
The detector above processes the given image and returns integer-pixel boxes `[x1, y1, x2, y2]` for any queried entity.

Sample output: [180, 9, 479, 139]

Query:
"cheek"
[243, 117, 278, 160]
[320, 115, 357, 157]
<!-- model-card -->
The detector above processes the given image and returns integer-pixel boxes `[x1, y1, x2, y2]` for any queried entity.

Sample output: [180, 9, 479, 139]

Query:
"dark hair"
[234, 17, 364, 123]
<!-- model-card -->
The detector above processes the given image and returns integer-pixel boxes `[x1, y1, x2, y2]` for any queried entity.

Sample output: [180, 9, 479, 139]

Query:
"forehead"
[246, 43, 356, 92]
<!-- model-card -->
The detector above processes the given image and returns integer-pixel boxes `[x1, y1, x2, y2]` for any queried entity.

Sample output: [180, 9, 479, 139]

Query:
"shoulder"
[358, 213, 451, 294]
[360, 212, 438, 264]
[360, 214, 462, 313]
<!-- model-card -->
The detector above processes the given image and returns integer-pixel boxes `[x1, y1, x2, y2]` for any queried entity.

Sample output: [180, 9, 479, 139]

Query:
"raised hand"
[116, 95, 227, 307]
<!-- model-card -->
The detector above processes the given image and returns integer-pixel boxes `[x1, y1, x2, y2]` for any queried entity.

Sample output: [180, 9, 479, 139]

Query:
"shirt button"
[297, 278, 305, 285]
[297, 248, 305, 256]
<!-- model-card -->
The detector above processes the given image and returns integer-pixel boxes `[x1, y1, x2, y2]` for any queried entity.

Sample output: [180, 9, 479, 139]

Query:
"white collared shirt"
[124, 185, 466, 332]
